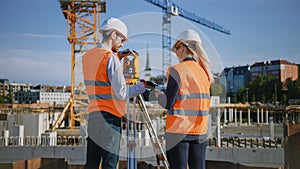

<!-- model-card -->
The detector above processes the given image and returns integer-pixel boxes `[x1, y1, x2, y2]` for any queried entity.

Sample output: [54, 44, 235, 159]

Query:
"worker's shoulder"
[83, 47, 100, 55]
[170, 62, 186, 70]
[84, 47, 114, 58]
[96, 47, 114, 56]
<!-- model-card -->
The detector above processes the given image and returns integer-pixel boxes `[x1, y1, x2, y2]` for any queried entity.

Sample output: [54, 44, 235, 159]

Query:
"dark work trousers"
[167, 140, 206, 169]
[84, 111, 121, 169]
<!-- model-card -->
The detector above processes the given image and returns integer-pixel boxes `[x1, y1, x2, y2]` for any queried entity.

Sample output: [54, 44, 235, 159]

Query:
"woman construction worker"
[156, 29, 213, 169]
[82, 18, 145, 169]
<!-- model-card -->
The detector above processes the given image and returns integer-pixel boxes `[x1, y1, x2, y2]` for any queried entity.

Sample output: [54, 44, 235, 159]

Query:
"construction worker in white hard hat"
[155, 29, 213, 169]
[82, 17, 146, 169]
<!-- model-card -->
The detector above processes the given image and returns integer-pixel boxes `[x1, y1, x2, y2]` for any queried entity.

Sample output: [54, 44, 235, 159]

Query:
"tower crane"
[52, 0, 106, 130]
[144, 0, 231, 83]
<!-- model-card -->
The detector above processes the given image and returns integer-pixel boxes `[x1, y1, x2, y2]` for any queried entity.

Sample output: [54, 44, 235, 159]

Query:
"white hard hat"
[172, 29, 202, 52]
[100, 17, 128, 41]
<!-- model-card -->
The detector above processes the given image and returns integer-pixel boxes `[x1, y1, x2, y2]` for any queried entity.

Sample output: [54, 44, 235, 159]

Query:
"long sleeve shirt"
[99, 43, 146, 100]
[157, 67, 180, 109]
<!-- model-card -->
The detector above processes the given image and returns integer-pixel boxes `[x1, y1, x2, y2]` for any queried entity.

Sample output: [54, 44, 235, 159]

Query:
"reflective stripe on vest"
[82, 48, 126, 118]
[166, 60, 210, 135]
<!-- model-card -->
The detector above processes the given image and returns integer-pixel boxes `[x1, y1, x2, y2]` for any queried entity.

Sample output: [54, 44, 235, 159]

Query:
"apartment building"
[0, 79, 9, 96]
[220, 65, 251, 93]
[250, 59, 298, 82]
[14, 90, 70, 105]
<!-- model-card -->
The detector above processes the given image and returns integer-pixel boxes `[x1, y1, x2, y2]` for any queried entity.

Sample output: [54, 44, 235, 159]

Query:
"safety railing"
[0, 136, 284, 149]
[0, 136, 87, 147]
[207, 137, 284, 149]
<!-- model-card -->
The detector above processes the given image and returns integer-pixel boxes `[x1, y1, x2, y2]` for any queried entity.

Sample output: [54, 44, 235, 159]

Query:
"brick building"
[250, 59, 298, 82]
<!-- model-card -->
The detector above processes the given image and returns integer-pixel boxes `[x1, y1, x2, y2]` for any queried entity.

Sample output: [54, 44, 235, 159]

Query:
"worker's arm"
[107, 54, 145, 100]
[157, 67, 179, 109]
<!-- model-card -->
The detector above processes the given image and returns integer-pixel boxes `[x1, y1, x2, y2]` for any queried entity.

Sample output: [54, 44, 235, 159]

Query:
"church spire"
[145, 41, 151, 71]
[144, 41, 152, 80]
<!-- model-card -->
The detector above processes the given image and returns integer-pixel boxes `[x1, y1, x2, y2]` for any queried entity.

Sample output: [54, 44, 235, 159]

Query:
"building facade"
[0, 79, 72, 104]
[250, 59, 298, 82]
[221, 65, 251, 93]
[0, 79, 9, 97]
[9, 83, 35, 93]
[14, 91, 70, 105]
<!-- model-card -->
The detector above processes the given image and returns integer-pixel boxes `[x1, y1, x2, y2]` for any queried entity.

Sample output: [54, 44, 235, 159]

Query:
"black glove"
[117, 49, 139, 59]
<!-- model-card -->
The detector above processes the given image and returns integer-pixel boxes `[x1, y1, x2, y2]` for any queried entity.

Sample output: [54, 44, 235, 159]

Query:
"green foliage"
[248, 75, 283, 104]
[0, 94, 13, 104]
[230, 75, 300, 105]
[211, 83, 224, 96]
[236, 86, 247, 103]
[251, 94, 256, 102]
[285, 77, 300, 100]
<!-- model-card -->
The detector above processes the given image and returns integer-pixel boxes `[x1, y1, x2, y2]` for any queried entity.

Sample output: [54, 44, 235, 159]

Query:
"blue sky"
[0, 0, 299, 85]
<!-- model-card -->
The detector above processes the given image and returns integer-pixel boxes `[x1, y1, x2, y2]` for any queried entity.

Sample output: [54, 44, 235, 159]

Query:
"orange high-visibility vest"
[82, 48, 126, 118]
[166, 60, 210, 135]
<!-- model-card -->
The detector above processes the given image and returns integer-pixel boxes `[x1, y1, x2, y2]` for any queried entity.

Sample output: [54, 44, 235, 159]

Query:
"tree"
[211, 83, 224, 96]
[262, 95, 266, 103]
[7, 93, 13, 104]
[0, 96, 4, 104]
[236, 86, 246, 103]
[0, 94, 13, 104]
[285, 77, 300, 104]
[251, 94, 256, 102]
[248, 75, 265, 102]
[248, 75, 283, 104]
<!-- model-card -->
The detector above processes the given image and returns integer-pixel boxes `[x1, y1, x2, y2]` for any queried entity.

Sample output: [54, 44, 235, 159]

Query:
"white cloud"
[0, 48, 71, 85]
[21, 33, 65, 39]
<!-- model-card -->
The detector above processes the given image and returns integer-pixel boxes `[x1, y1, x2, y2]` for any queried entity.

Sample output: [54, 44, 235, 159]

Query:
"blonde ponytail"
[187, 41, 214, 84]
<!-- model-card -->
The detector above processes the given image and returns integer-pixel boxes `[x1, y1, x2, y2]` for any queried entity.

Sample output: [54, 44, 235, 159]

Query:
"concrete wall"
[0, 146, 284, 168]
[0, 146, 86, 165]
[0, 159, 283, 169]
[23, 114, 49, 137]
[285, 131, 300, 169]
[0, 158, 67, 169]
[206, 147, 284, 168]
[1, 112, 65, 137]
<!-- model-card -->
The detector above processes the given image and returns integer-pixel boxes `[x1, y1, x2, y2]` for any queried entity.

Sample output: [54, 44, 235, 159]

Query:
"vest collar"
[183, 57, 196, 62]
[97, 43, 112, 52]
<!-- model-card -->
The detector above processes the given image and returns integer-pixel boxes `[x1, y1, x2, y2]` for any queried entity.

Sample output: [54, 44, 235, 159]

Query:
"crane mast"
[162, 0, 172, 84]
[53, 0, 106, 130]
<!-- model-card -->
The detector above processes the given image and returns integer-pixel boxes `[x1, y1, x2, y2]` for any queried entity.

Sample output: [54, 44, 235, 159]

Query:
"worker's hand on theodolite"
[117, 49, 138, 60]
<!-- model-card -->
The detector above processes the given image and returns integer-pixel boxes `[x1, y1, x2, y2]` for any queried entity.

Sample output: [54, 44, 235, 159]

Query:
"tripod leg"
[136, 95, 169, 169]
[127, 98, 137, 169]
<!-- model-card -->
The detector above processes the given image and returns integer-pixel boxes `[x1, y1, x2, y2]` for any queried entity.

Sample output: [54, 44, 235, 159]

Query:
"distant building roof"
[9, 82, 35, 86]
[223, 65, 250, 75]
[251, 59, 296, 67]
[0, 79, 9, 83]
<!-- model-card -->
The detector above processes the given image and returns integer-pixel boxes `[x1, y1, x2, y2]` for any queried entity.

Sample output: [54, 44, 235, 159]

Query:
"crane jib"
[144, 0, 231, 35]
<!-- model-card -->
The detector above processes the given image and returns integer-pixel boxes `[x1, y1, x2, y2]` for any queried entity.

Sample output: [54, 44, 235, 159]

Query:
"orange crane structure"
[52, 0, 106, 130]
